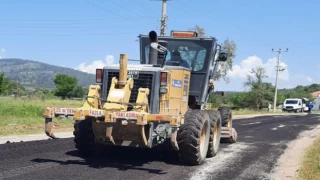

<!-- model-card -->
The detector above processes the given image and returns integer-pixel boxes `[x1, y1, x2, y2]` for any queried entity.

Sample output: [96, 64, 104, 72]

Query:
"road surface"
[0, 114, 319, 180]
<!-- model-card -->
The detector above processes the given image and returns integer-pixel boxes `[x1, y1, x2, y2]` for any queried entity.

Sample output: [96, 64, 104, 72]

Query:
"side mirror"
[217, 51, 228, 62]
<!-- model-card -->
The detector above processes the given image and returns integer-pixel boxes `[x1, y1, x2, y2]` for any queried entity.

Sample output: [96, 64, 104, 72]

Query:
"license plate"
[115, 112, 138, 119]
[55, 108, 76, 115]
[89, 109, 104, 117]
[127, 71, 139, 79]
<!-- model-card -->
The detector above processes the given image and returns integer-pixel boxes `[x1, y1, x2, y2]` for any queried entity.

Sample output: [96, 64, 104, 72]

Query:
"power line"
[151, 0, 174, 36]
[0, 32, 142, 37]
[83, 0, 127, 19]
[83, 0, 157, 20]
[0, 23, 154, 29]
[272, 48, 289, 113]
[0, 16, 157, 22]
[109, 0, 152, 19]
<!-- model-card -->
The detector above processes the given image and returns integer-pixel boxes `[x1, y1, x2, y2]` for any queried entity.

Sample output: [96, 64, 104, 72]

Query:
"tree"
[70, 85, 86, 98]
[0, 73, 9, 94]
[189, 25, 237, 83]
[216, 39, 237, 83]
[53, 74, 78, 99]
[229, 92, 250, 109]
[244, 67, 273, 110]
[189, 25, 205, 37]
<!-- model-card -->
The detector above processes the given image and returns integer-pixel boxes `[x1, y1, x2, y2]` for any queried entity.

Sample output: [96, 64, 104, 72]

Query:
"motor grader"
[43, 30, 237, 165]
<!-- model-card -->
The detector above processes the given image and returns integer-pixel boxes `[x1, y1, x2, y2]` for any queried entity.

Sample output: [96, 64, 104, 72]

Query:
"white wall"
[313, 97, 320, 111]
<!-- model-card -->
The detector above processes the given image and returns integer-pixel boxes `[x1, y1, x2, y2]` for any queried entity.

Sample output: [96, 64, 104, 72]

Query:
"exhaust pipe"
[148, 31, 158, 65]
[148, 30, 168, 66]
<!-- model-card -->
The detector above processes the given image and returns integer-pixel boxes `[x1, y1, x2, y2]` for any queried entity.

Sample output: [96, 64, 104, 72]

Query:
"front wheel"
[177, 110, 210, 165]
[73, 118, 95, 156]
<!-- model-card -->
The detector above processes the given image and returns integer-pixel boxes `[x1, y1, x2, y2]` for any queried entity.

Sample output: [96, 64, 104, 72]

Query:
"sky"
[0, 0, 319, 91]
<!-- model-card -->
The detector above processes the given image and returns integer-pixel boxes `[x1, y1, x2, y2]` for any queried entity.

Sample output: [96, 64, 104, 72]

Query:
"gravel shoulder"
[270, 118, 320, 180]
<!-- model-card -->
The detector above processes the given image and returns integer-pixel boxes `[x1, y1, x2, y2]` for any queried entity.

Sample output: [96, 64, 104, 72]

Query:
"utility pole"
[152, 0, 173, 36]
[272, 48, 288, 112]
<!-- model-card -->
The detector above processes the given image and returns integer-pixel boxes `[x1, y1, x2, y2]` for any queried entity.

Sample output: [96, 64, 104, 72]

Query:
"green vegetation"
[0, 97, 83, 136]
[53, 74, 87, 99]
[0, 72, 87, 136]
[297, 137, 320, 180]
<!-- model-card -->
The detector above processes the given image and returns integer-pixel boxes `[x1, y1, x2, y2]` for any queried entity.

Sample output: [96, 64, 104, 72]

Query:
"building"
[310, 91, 320, 111]
[311, 91, 320, 97]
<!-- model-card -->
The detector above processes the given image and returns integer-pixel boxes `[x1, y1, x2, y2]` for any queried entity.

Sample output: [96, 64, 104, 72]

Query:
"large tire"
[218, 107, 237, 143]
[177, 110, 211, 165]
[73, 118, 95, 156]
[218, 106, 232, 127]
[205, 110, 222, 158]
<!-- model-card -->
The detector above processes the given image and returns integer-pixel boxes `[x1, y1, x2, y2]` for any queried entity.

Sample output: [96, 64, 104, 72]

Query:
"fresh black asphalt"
[0, 114, 319, 180]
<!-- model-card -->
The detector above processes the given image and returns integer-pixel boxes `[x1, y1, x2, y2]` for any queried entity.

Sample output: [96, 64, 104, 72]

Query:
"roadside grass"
[0, 97, 82, 136]
[297, 137, 320, 180]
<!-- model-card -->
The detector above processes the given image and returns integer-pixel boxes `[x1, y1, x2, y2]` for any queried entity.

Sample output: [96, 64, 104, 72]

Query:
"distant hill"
[0, 58, 95, 89]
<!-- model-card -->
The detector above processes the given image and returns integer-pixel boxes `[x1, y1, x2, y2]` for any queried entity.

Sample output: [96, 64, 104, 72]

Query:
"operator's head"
[172, 49, 181, 58]
[209, 79, 214, 87]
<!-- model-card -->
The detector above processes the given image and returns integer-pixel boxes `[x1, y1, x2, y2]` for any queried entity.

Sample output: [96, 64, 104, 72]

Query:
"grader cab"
[43, 30, 237, 165]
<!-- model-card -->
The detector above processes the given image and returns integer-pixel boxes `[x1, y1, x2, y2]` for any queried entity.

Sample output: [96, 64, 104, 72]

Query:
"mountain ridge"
[0, 58, 95, 89]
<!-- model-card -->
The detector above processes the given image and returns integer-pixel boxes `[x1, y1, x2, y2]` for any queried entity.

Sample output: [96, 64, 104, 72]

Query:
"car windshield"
[285, 100, 298, 104]
[140, 37, 213, 72]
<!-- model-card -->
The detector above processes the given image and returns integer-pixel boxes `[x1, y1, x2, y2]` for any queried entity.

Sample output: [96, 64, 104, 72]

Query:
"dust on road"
[0, 114, 319, 180]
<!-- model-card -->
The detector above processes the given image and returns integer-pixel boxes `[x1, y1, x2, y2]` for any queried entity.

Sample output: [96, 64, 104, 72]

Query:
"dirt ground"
[270, 123, 320, 180]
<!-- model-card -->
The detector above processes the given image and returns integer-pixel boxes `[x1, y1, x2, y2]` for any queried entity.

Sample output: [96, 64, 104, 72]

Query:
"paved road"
[0, 114, 319, 180]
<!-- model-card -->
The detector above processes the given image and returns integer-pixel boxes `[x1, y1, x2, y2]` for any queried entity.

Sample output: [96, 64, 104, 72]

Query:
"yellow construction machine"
[43, 30, 237, 165]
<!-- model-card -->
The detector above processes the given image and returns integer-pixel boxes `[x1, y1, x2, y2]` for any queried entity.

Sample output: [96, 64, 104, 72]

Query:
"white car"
[282, 98, 304, 113]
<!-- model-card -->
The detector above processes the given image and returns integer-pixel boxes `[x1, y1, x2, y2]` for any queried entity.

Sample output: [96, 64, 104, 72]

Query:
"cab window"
[143, 42, 208, 72]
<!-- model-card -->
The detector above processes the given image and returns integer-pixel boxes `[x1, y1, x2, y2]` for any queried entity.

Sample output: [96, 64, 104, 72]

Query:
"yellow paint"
[133, 88, 150, 113]
[103, 77, 134, 111]
[159, 69, 191, 118]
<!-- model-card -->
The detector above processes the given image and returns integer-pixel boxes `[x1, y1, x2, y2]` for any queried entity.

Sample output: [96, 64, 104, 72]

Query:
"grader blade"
[45, 118, 57, 139]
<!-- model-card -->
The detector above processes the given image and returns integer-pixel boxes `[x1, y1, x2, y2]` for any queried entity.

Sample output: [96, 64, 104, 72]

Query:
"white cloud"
[0, 48, 5, 59]
[227, 55, 289, 81]
[75, 55, 114, 74]
[295, 75, 313, 82]
[306, 77, 313, 82]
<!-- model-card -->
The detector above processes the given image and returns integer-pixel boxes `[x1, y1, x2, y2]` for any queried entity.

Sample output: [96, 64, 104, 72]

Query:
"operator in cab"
[165, 48, 190, 69]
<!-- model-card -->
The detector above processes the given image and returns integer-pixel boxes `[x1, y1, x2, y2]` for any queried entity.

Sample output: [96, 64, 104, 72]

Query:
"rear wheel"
[73, 118, 95, 156]
[177, 110, 210, 165]
[218, 107, 237, 143]
[218, 106, 232, 127]
[205, 110, 222, 158]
